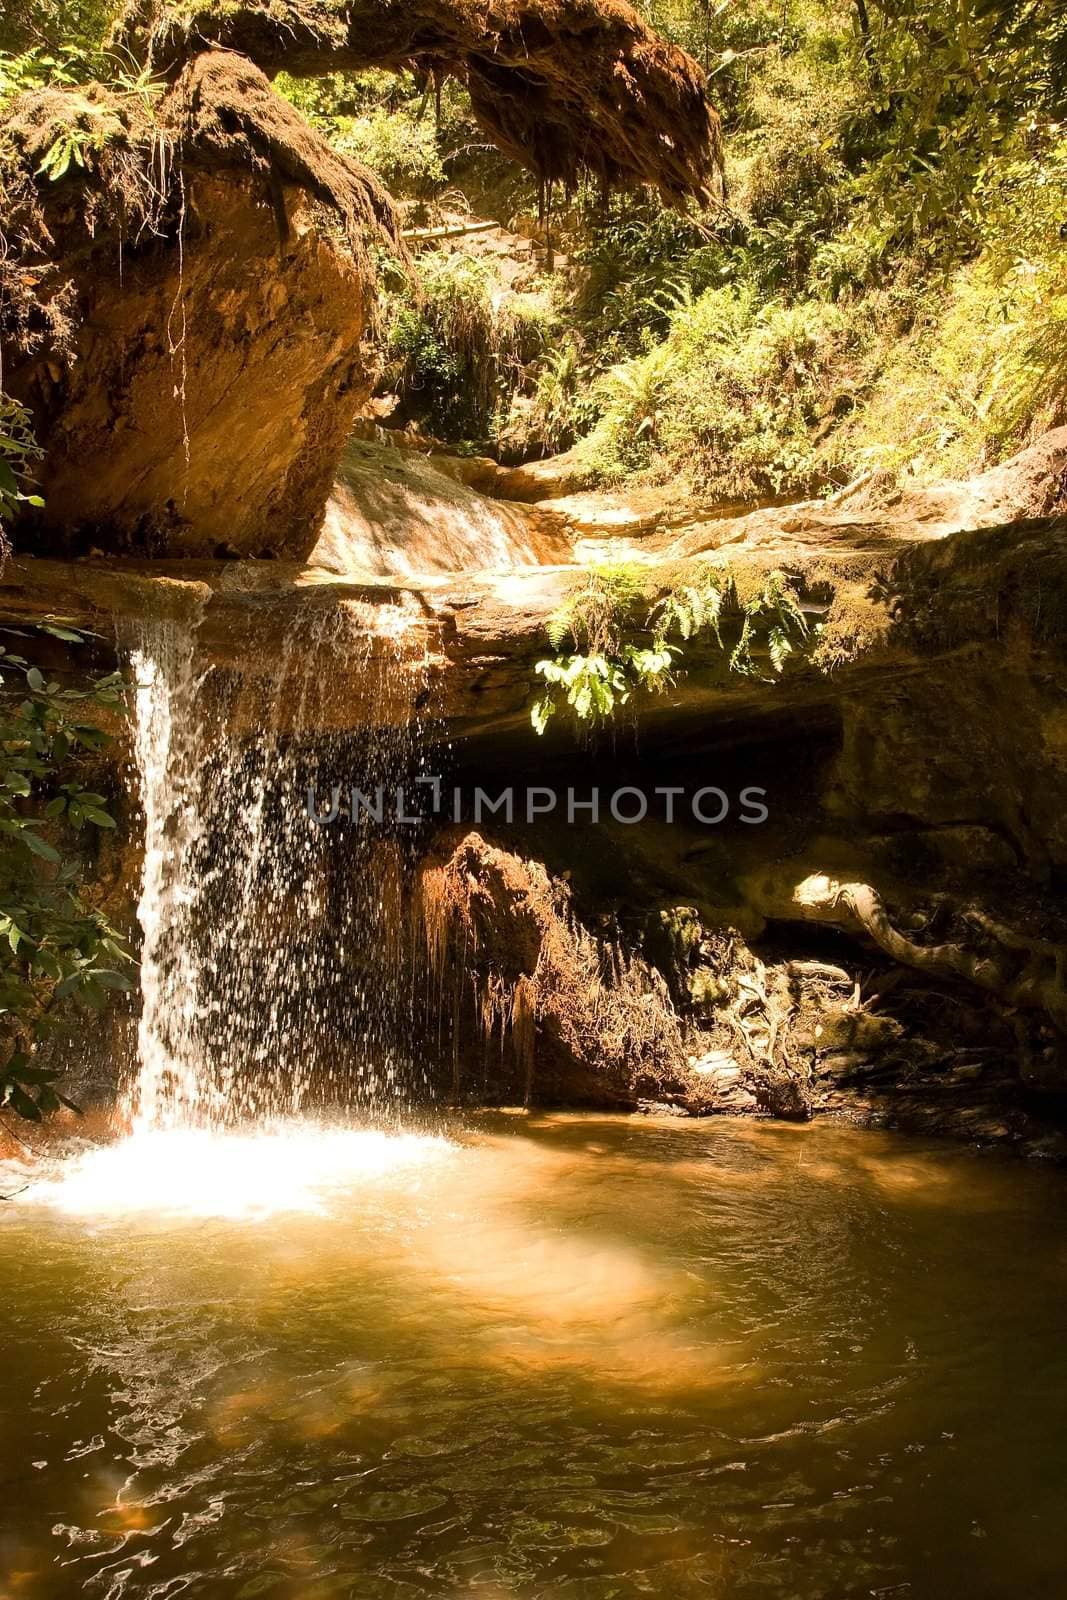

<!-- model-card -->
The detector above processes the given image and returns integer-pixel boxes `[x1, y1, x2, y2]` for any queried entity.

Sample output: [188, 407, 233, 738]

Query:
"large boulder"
[0, 52, 400, 558]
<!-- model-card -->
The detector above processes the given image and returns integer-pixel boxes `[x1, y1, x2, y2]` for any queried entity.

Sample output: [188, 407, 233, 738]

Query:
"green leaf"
[81, 807, 115, 828]
[91, 969, 134, 992]
[530, 697, 555, 736]
[34, 949, 62, 980]
[38, 624, 83, 643]
[22, 831, 60, 863]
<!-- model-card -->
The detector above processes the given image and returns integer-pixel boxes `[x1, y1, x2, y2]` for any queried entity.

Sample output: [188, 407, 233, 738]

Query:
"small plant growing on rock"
[531, 561, 809, 734]
[0, 397, 44, 533]
[531, 564, 675, 734]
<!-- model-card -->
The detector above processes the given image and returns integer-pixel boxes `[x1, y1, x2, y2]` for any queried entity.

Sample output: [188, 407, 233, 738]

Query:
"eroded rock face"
[18, 173, 373, 559]
[313, 440, 572, 577]
[0, 51, 401, 559]
[419, 830, 699, 1108]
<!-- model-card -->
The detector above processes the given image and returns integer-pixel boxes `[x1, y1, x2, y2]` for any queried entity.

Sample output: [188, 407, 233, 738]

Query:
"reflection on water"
[2, 1114, 1067, 1598]
[19, 1124, 455, 1221]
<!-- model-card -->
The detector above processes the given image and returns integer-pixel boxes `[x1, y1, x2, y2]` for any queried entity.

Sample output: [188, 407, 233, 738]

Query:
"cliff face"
[4, 8, 1066, 1150]
[3, 428, 1066, 1149]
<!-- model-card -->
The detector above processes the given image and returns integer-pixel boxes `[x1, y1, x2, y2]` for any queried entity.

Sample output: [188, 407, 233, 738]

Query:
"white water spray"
[122, 596, 433, 1135]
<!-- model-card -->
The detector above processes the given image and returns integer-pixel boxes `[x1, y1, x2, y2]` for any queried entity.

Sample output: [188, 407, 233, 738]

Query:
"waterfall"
[122, 596, 433, 1133]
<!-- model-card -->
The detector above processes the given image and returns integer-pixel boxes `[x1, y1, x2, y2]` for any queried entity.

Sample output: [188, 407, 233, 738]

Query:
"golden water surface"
[2, 1114, 1066, 1598]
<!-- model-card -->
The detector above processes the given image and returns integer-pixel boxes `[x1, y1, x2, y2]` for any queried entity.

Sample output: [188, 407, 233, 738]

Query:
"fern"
[530, 562, 809, 734]
[649, 573, 725, 646]
[545, 611, 571, 650]
[767, 625, 793, 674]
[729, 572, 809, 677]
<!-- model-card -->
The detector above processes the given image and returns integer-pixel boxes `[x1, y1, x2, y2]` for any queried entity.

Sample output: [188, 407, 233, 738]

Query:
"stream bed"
[2, 1113, 1066, 1598]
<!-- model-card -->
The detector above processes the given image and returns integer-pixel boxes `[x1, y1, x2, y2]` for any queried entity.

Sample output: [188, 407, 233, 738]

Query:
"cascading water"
[122, 594, 435, 1135]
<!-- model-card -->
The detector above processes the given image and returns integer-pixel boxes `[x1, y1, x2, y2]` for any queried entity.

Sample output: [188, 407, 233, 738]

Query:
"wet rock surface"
[3, 401, 1067, 1148]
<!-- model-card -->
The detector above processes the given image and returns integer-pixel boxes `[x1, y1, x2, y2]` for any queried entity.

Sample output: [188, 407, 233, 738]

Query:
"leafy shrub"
[530, 561, 809, 734]
[0, 396, 44, 535]
[0, 45, 91, 105]
[582, 285, 854, 497]
[0, 629, 133, 1120]
[0, 0, 119, 60]
[386, 252, 552, 442]
[333, 106, 445, 195]
[572, 206, 726, 361]
[530, 563, 671, 734]
[839, 134, 1067, 484]
[853, 0, 1067, 252]
[498, 336, 601, 459]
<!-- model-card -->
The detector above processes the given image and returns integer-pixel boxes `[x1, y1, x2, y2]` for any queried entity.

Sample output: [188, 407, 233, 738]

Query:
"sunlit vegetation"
[384, 251, 554, 442]
[259, 0, 1067, 488]
[1, 396, 132, 1123]
[530, 562, 809, 733]
[10, 0, 1053, 482]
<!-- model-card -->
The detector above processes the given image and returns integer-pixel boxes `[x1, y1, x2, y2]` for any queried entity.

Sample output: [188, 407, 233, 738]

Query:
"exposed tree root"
[794, 874, 1067, 1035]
[115, 0, 723, 205]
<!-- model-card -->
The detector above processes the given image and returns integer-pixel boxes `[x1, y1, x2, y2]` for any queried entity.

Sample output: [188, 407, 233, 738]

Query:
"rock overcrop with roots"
[0, 52, 403, 556]
[117, 0, 723, 206]
[0, 0, 720, 557]
[420, 830, 695, 1106]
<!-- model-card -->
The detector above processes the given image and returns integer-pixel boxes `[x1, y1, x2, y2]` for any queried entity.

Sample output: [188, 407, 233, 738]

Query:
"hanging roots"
[114, 0, 724, 208]
[417, 831, 690, 1105]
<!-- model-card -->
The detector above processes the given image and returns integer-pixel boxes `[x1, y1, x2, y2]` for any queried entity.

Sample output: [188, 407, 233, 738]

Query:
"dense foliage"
[2, 371, 132, 1129]
[0, 630, 133, 1123]
[262, 0, 1067, 490]
[8, 0, 1062, 482]
[1, 0, 1066, 1111]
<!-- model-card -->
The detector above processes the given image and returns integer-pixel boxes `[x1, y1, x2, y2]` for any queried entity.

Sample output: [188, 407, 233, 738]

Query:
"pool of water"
[2, 1113, 1066, 1598]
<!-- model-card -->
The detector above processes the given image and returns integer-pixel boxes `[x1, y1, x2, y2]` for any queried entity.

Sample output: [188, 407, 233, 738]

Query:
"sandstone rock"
[0, 52, 404, 559]
[313, 439, 571, 577]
